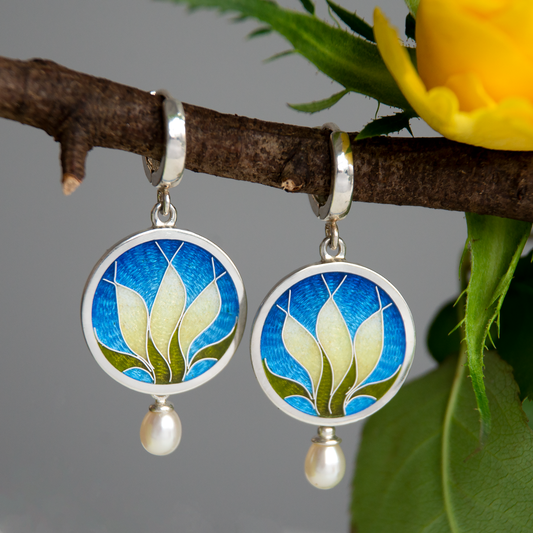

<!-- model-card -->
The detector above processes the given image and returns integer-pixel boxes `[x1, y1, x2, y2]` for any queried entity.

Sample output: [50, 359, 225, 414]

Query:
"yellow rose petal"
[417, 0, 533, 105]
[444, 73, 495, 113]
[491, 0, 533, 64]
[373, 8, 533, 150]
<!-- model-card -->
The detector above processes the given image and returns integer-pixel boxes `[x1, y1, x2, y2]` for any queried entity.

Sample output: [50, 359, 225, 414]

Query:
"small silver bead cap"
[311, 426, 342, 446]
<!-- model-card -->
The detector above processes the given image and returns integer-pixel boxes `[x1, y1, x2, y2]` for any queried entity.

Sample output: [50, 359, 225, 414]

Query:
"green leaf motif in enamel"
[97, 340, 152, 376]
[190, 322, 238, 367]
[148, 335, 171, 384]
[263, 359, 313, 401]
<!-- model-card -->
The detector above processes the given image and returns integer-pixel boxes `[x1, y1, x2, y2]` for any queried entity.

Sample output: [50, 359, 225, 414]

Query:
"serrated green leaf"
[288, 89, 349, 113]
[316, 349, 333, 416]
[465, 214, 531, 438]
[405, 12, 416, 40]
[190, 322, 237, 367]
[97, 340, 152, 375]
[356, 112, 415, 140]
[247, 25, 272, 39]
[326, 0, 374, 42]
[329, 357, 356, 416]
[404, 0, 420, 17]
[494, 250, 533, 401]
[350, 365, 400, 402]
[298, 0, 314, 16]
[148, 335, 171, 384]
[162, 0, 414, 111]
[352, 352, 533, 532]
[427, 298, 462, 363]
[169, 327, 185, 383]
[262, 359, 312, 401]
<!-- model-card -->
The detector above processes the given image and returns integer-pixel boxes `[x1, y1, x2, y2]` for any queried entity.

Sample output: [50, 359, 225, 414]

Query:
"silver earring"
[250, 125, 416, 489]
[81, 90, 247, 455]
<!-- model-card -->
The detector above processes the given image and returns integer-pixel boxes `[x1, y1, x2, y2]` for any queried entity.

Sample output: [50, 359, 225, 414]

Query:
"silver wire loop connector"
[143, 89, 186, 188]
[309, 124, 354, 223]
[157, 186, 171, 217]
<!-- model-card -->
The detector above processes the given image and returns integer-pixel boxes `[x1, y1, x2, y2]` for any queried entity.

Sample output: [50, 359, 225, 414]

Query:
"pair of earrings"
[81, 91, 416, 489]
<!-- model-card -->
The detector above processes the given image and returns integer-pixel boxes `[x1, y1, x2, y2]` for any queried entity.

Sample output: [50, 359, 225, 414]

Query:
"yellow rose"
[374, 0, 533, 150]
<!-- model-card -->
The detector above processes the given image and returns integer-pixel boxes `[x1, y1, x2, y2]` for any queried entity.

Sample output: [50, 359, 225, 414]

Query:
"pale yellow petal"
[354, 309, 383, 387]
[179, 281, 220, 360]
[116, 284, 148, 361]
[317, 299, 352, 392]
[373, 8, 533, 150]
[282, 314, 322, 394]
[150, 265, 186, 361]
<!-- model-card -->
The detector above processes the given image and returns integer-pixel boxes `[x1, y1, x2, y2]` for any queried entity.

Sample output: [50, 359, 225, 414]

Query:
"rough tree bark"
[1, 56, 533, 221]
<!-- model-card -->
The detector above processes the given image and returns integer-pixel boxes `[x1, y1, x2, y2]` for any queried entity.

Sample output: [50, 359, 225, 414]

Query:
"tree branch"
[1, 56, 532, 221]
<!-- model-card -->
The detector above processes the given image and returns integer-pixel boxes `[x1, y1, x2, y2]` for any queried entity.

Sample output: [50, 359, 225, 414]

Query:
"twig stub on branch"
[0, 55, 532, 220]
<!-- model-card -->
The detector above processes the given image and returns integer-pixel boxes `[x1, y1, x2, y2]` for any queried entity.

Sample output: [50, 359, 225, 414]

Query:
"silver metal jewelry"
[81, 90, 247, 456]
[250, 124, 415, 489]
[143, 89, 186, 189]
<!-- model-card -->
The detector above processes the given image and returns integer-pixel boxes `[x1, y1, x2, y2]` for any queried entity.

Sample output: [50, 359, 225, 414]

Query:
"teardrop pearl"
[304, 442, 346, 490]
[140, 407, 182, 456]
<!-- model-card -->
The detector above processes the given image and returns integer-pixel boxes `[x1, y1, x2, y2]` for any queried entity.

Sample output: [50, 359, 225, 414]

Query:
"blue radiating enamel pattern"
[259, 271, 407, 420]
[91, 239, 240, 385]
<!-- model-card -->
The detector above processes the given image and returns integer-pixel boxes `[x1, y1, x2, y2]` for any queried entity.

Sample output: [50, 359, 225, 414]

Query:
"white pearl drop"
[140, 409, 182, 456]
[304, 442, 346, 490]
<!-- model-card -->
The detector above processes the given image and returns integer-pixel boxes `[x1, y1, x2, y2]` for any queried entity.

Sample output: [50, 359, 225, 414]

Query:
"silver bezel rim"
[250, 261, 415, 426]
[81, 227, 247, 395]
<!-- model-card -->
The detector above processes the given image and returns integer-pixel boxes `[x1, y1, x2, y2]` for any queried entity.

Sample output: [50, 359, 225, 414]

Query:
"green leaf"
[316, 349, 333, 416]
[356, 112, 415, 140]
[465, 214, 531, 438]
[148, 335, 171, 384]
[169, 327, 186, 383]
[404, 0, 420, 17]
[189, 322, 237, 367]
[247, 25, 272, 39]
[494, 250, 533, 401]
[163, 0, 415, 111]
[350, 365, 401, 402]
[97, 340, 152, 375]
[523, 399, 533, 430]
[262, 49, 295, 63]
[326, 0, 374, 42]
[427, 298, 462, 363]
[288, 89, 349, 114]
[329, 357, 356, 416]
[405, 12, 416, 40]
[262, 359, 312, 401]
[352, 352, 533, 532]
[298, 0, 314, 16]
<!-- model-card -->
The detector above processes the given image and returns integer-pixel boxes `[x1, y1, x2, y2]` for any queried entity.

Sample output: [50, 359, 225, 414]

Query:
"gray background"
[0, 1, 465, 532]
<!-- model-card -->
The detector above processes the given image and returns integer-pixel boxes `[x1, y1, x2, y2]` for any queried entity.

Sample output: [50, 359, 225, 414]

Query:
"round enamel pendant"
[82, 227, 247, 396]
[250, 261, 415, 426]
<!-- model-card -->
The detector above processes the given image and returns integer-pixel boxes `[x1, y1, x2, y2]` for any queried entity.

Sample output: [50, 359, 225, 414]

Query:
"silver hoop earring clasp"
[309, 124, 354, 222]
[143, 89, 186, 188]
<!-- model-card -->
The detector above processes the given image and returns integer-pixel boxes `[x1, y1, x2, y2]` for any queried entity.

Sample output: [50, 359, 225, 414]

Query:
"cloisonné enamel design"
[82, 228, 246, 395]
[251, 262, 415, 426]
